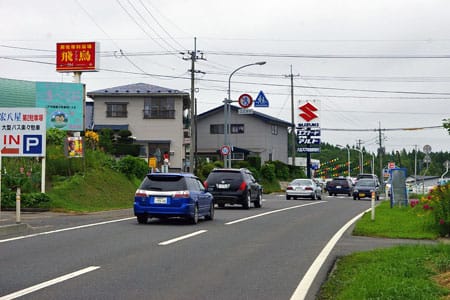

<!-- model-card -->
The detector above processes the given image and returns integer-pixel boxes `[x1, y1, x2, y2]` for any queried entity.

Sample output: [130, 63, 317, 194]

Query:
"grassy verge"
[318, 244, 450, 299]
[47, 167, 139, 212]
[353, 200, 439, 240]
[318, 200, 450, 299]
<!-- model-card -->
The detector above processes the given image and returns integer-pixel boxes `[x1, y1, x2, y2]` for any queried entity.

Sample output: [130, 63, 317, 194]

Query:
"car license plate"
[154, 197, 167, 204]
[359, 193, 365, 197]
[336, 185, 342, 189]
[216, 183, 230, 189]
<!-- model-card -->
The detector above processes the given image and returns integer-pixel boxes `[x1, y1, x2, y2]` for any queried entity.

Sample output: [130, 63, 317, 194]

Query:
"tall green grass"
[47, 167, 138, 212]
[353, 200, 439, 239]
[318, 200, 450, 299]
[318, 244, 450, 299]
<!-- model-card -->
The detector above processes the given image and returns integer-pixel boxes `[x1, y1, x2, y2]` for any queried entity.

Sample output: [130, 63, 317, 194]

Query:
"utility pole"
[414, 144, 418, 188]
[377, 122, 385, 192]
[183, 37, 205, 174]
[356, 139, 364, 174]
[285, 65, 300, 167]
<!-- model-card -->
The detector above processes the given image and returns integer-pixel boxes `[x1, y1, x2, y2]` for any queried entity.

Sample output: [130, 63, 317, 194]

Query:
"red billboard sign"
[56, 42, 99, 72]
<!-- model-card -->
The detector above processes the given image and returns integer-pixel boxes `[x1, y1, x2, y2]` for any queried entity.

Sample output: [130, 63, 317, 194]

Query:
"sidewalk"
[0, 208, 134, 238]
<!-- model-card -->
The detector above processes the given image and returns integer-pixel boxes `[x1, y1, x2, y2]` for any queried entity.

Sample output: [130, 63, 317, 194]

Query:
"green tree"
[46, 128, 66, 146]
[443, 118, 450, 135]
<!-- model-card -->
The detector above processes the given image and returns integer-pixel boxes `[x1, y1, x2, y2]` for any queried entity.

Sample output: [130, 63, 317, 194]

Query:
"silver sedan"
[286, 179, 322, 200]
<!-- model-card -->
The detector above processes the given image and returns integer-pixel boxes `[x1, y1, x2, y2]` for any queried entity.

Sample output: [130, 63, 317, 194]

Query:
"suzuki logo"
[299, 102, 318, 122]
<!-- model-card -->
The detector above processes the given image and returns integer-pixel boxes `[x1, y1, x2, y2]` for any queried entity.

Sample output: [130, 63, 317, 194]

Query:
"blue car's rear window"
[139, 175, 187, 191]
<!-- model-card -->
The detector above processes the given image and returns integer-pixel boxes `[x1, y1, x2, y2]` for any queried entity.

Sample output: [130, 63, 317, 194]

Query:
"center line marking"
[225, 201, 326, 225]
[0, 266, 100, 300]
[158, 230, 208, 246]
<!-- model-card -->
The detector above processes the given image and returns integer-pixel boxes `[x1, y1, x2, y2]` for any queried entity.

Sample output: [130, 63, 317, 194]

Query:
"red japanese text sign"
[56, 42, 99, 72]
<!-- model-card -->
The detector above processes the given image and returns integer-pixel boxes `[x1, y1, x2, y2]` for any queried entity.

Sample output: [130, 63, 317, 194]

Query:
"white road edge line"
[0, 217, 135, 244]
[158, 230, 208, 246]
[0, 266, 100, 300]
[225, 201, 327, 225]
[290, 208, 371, 300]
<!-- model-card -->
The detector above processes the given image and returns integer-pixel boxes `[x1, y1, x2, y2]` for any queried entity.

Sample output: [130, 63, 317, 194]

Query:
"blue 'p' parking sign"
[23, 135, 43, 155]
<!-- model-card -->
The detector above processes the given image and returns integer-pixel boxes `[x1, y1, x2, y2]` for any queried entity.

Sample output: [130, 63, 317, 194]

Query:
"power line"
[206, 51, 450, 59]
[322, 125, 444, 132]
[3, 54, 450, 97]
[74, 0, 171, 73]
[137, 0, 187, 50]
[115, 0, 175, 53]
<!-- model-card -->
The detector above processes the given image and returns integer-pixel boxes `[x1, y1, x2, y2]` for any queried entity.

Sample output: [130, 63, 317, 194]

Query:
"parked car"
[134, 173, 214, 224]
[327, 177, 353, 196]
[313, 178, 326, 192]
[352, 178, 380, 200]
[204, 168, 263, 209]
[286, 178, 322, 200]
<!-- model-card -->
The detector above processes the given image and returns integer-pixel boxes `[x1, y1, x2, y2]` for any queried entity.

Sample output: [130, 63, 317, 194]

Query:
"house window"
[271, 125, 278, 135]
[210, 124, 244, 134]
[144, 98, 175, 119]
[106, 103, 128, 118]
[148, 142, 170, 169]
[231, 152, 244, 160]
[210, 124, 224, 134]
[231, 124, 244, 134]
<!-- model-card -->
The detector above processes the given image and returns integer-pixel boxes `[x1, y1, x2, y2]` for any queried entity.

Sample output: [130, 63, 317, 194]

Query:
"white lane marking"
[290, 208, 371, 300]
[0, 266, 100, 300]
[158, 230, 208, 246]
[225, 201, 326, 225]
[0, 217, 135, 244]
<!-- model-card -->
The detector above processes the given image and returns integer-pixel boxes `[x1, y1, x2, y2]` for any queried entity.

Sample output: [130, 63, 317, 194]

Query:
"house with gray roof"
[87, 83, 190, 171]
[196, 105, 292, 164]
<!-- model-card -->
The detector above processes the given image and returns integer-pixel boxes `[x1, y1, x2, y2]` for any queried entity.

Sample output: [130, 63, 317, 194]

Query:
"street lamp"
[337, 144, 351, 177]
[224, 61, 266, 168]
[369, 152, 375, 174]
[354, 148, 364, 174]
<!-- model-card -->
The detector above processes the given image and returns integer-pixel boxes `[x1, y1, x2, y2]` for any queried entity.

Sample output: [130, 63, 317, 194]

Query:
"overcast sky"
[1, 0, 449, 156]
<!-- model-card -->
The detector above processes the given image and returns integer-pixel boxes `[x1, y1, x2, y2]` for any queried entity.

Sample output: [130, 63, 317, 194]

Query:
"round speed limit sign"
[220, 145, 231, 156]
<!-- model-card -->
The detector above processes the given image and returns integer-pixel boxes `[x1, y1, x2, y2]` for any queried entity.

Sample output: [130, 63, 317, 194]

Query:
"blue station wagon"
[134, 173, 214, 224]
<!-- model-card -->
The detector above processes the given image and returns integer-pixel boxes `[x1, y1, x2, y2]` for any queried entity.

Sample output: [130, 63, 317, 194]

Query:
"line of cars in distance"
[285, 173, 381, 201]
[325, 174, 381, 200]
[133, 168, 263, 225]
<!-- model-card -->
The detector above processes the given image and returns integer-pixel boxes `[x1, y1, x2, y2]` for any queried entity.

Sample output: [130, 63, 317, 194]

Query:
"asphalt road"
[0, 194, 436, 300]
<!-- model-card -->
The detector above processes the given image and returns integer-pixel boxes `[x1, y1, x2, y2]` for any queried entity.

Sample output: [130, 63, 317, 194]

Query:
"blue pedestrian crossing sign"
[254, 90, 269, 107]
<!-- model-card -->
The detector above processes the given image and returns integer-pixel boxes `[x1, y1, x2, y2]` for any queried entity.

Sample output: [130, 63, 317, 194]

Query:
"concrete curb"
[0, 223, 31, 237]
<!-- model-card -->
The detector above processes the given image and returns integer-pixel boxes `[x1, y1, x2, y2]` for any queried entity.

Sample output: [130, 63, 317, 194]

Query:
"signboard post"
[0, 108, 46, 157]
[296, 100, 321, 178]
[0, 107, 47, 223]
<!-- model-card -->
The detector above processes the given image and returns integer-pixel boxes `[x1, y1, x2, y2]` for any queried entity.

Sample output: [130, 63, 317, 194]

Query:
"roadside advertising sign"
[65, 136, 84, 158]
[36, 82, 85, 131]
[0, 107, 46, 157]
[297, 99, 321, 153]
[56, 42, 99, 72]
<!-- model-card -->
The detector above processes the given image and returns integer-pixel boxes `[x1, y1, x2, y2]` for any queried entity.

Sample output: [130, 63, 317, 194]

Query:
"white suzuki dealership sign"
[296, 100, 321, 153]
[0, 107, 46, 157]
